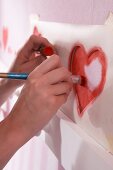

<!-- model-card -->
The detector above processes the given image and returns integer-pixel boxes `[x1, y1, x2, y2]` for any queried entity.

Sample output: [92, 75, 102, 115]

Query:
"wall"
[0, 0, 113, 170]
[27, 0, 113, 24]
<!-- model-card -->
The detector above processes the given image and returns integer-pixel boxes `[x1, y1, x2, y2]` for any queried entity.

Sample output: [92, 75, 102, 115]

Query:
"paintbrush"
[0, 46, 87, 86]
[0, 46, 54, 80]
[0, 72, 87, 86]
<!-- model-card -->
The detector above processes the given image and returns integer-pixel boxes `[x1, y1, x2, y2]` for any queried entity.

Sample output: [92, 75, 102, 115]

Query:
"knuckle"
[41, 36, 53, 46]
[27, 76, 39, 88]
[27, 78, 36, 87]
[42, 37, 48, 42]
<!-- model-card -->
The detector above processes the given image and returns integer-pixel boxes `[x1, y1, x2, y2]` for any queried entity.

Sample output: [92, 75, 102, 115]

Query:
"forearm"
[0, 118, 18, 169]
[0, 79, 18, 106]
[0, 93, 41, 169]
[0, 107, 29, 169]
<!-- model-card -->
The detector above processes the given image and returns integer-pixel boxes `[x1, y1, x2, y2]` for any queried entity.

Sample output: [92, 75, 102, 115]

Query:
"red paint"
[69, 44, 107, 117]
[41, 46, 54, 56]
[33, 26, 41, 36]
[80, 75, 87, 87]
[2, 27, 8, 50]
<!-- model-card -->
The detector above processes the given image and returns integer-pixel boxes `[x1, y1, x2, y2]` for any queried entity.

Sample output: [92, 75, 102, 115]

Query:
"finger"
[32, 54, 62, 76]
[31, 35, 54, 50]
[43, 67, 72, 85]
[21, 57, 41, 73]
[29, 52, 46, 62]
[21, 35, 55, 59]
[55, 93, 69, 107]
[50, 82, 72, 95]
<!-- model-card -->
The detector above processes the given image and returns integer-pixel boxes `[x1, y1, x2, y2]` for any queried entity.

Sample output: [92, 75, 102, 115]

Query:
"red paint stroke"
[33, 26, 41, 36]
[69, 44, 107, 117]
[2, 27, 8, 50]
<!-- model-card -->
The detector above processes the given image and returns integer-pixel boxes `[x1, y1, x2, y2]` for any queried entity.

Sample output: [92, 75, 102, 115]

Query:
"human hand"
[9, 35, 54, 88]
[9, 55, 72, 143]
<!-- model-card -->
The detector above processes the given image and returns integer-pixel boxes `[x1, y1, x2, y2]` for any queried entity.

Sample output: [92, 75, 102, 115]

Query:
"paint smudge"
[2, 27, 8, 50]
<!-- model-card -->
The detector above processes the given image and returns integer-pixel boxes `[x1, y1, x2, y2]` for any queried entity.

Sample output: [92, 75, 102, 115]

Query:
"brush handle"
[8, 73, 28, 79]
[0, 73, 82, 84]
[0, 73, 28, 80]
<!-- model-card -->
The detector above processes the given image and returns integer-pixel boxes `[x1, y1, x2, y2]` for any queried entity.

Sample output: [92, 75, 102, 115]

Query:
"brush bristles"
[80, 76, 87, 87]
[71, 75, 87, 87]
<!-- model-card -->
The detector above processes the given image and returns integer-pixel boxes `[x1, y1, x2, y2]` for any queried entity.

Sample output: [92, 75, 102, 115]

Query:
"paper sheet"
[37, 17, 113, 153]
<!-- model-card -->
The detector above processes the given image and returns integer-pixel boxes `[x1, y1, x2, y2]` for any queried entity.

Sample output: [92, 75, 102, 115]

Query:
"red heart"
[69, 44, 107, 117]
[2, 27, 8, 50]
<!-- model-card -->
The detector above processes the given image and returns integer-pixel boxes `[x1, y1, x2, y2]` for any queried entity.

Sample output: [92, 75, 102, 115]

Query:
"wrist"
[9, 94, 41, 140]
[0, 79, 19, 106]
[0, 116, 24, 152]
[4, 78, 23, 89]
[1, 79, 16, 89]
[8, 97, 36, 143]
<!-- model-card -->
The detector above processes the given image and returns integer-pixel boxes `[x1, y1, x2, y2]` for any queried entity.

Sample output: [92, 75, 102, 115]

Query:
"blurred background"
[0, 0, 113, 169]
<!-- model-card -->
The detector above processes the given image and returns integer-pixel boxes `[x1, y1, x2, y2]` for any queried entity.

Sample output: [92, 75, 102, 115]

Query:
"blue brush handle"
[8, 73, 28, 80]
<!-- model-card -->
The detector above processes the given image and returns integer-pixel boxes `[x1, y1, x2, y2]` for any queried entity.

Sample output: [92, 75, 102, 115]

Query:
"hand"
[8, 55, 72, 143]
[8, 35, 54, 88]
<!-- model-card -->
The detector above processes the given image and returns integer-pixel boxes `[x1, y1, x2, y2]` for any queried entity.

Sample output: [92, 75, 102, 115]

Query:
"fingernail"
[46, 55, 51, 59]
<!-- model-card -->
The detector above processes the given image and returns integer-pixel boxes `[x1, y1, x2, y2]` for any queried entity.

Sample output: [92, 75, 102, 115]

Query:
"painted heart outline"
[69, 44, 107, 117]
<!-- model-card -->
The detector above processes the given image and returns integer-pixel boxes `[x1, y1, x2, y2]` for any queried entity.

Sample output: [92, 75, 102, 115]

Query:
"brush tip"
[80, 76, 87, 87]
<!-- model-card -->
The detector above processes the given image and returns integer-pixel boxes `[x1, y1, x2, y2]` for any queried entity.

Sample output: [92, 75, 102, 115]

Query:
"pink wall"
[27, 0, 113, 24]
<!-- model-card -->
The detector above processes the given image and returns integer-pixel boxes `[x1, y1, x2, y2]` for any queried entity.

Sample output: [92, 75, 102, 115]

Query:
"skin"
[0, 35, 55, 106]
[0, 35, 72, 169]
